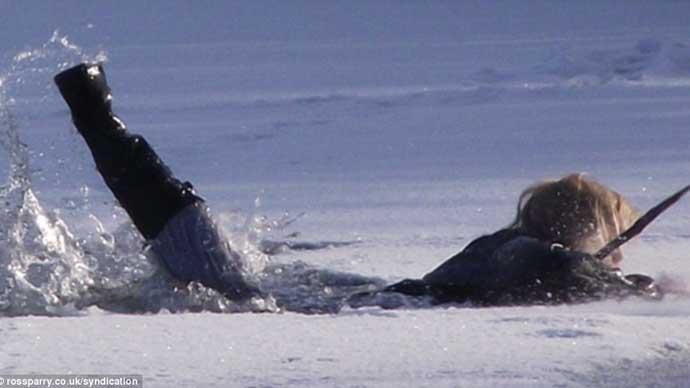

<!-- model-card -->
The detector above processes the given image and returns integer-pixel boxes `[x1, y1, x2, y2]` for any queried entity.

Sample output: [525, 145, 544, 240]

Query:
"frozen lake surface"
[1, 2, 690, 386]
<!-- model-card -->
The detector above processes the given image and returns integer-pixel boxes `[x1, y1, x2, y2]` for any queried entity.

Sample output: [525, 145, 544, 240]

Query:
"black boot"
[54, 63, 200, 240]
[54, 63, 113, 126]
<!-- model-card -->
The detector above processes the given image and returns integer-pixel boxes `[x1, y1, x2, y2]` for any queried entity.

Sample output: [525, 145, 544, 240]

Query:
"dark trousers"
[78, 119, 200, 240]
[54, 64, 261, 300]
[54, 63, 199, 240]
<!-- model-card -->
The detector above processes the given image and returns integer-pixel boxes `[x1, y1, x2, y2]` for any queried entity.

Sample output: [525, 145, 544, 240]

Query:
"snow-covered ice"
[1, 1, 690, 386]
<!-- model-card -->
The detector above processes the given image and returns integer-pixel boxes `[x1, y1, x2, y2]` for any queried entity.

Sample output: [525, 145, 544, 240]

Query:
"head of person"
[511, 173, 639, 266]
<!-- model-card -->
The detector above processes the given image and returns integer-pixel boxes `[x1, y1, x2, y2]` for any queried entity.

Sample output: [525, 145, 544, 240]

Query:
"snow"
[3, 305, 690, 387]
[1, 1, 690, 387]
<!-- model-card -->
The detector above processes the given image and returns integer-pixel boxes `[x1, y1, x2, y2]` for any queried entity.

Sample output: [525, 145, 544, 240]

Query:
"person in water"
[54, 63, 262, 302]
[381, 174, 662, 306]
[56, 63, 661, 308]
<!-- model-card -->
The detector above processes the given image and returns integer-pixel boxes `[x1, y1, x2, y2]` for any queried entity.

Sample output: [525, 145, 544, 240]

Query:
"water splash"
[0, 74, 95, 315]
[220, 207, 385, 314]
[0, 33, 391, 316]
[0, 33, 279, 316]
[3, 30, 106, 107]
[0, 35, 114, 315]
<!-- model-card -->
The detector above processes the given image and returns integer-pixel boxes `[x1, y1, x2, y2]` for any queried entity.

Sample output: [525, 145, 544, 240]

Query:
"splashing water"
[0, 32, 389, 317]
[0, 62, 95, 315]
[0, 32, 152, 316]
[0, 33, 276, 316]
[3, 31, 106, 108]
[220, 208, 386, 314]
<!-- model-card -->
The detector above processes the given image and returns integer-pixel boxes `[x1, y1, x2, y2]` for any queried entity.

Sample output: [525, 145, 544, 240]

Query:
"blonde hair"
[510, 174, 639, 265]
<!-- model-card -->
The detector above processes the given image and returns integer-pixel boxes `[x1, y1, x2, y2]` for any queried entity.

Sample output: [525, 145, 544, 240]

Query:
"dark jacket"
[384, 228, 659, 306]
